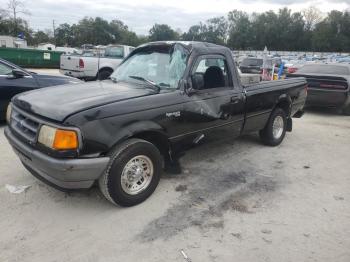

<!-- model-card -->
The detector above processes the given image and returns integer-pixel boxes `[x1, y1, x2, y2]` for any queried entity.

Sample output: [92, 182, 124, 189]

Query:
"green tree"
[227, 10, 253, 49]
[31, 30, 50, 45]
[312, 11, 350, 52]
[182, 24, 208, 41]
[55, 23, 74, 46]
[149, 24, 179, 41]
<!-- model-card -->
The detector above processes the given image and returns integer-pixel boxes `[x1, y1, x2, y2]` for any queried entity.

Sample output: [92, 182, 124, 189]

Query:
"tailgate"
[60, 55, 82, 71]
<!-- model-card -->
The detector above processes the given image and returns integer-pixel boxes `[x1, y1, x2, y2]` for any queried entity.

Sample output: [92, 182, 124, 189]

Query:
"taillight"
[319, 83, 346, 90]
[288, 67, 297, 74]
[79, 58, 84, 68]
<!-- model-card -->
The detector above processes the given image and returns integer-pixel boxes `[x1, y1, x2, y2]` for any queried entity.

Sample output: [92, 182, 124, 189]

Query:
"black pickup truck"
[5, 41, 307, 206]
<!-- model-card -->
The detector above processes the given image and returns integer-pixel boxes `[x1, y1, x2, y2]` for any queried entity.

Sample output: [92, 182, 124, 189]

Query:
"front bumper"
[5, 127, 110, 190]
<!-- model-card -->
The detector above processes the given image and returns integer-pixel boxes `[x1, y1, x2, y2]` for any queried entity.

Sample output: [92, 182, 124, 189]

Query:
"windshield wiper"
[128, 75, 161, 93]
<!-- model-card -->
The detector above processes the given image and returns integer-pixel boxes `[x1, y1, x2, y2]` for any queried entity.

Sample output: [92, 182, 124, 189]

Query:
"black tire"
[341, 104, 350, 116]
[98, 138, 162, 207]
[97, 68, 113, 80]
[259, 108, 287, 146]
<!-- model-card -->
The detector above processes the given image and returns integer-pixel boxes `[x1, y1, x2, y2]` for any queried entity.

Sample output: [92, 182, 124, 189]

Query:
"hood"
[13, 80, 155, 122]
[32, 74, 82, 87]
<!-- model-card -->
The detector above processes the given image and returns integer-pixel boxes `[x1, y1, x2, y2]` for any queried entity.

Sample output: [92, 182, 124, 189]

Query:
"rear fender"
[274, 94, 292, 117]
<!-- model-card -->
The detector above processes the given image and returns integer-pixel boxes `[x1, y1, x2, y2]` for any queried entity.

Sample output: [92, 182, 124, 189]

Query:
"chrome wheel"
[272, 115, 284, 139]
[121, 155, 154, 195]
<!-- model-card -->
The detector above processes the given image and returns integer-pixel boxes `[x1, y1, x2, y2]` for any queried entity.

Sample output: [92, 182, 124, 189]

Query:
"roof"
[136, 41, 231, 55]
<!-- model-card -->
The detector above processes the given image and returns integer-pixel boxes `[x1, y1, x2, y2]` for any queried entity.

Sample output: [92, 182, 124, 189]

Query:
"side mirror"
[11, 69, 27, 79]
[189, 73, 204, 93]
[181, 78, 197, 96]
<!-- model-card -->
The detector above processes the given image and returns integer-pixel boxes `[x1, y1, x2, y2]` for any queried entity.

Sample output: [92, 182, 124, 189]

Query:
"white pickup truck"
[60, 45, 135, 80]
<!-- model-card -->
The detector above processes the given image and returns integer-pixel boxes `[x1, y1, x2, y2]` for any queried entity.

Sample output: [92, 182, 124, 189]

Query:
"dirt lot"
[0, 109, 349, 262]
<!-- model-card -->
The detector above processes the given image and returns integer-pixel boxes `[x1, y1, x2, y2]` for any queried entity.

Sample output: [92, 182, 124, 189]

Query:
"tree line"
[1, 4, 350, 52]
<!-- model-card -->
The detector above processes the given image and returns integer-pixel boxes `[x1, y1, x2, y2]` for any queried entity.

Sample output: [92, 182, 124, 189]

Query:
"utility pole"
[52, 19, 56, 45]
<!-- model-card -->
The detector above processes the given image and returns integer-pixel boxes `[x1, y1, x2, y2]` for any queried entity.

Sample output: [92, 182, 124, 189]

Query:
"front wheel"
[99, 139, 162, 207]
[259, 108, 287, 146]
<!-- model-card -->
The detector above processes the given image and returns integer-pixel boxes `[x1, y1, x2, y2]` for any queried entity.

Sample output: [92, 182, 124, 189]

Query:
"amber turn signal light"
[53, 129, 78, 150]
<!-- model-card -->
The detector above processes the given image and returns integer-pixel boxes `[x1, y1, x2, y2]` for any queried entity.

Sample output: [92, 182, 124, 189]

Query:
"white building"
[0, 35, 27, 48]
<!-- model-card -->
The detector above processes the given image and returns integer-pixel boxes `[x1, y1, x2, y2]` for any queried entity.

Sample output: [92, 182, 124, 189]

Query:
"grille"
[10, 108, 40, 143]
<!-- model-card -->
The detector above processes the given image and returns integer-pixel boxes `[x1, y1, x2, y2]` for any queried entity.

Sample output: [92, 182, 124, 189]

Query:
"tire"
[97, 68, 113, 80]
[99, 138, 162, 207]
[259, 108, 287, 146]
[341, 104, 350, 116]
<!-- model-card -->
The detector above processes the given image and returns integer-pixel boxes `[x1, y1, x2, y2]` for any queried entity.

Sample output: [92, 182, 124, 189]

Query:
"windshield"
[111, 44, 188, 90]
[298, 64, 350, 75]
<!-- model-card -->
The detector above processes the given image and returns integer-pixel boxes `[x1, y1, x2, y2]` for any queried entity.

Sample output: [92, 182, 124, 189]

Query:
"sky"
[2, 0, 350, 34]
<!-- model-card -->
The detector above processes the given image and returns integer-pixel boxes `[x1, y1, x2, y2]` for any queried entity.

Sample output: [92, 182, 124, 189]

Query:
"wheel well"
[276, 100, 291, 117]
[98, 67, 113, 73]
[130, 131, 170, 160]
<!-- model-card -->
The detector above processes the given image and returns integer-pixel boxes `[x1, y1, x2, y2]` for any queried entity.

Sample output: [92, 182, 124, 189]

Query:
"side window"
[191, 57, 231, 90]
[0, 63, 13, 75]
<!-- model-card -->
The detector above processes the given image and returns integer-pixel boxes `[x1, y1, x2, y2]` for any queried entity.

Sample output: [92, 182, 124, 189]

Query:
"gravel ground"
[0, 109, 349, 262]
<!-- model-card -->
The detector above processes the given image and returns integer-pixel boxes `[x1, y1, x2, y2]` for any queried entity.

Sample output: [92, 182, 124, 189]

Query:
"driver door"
[180, 55, 245, 141]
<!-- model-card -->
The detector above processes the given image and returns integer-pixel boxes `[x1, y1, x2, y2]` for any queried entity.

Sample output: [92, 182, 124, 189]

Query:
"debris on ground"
[231, 233, 242, 240]
[175, 184, 188, 192]
[334, 196, 344, 201]
[261, 229, 272, 234]
[262, 237, 272, 244]
[180, 249, 192, 262]
[5, 184, 31, 194]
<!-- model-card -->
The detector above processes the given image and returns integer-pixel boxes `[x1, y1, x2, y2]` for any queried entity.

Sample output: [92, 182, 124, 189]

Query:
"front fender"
[109, 120, 167, 149]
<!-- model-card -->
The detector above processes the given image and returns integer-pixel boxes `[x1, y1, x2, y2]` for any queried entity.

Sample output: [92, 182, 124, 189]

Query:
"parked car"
[288, 63, 350, 115]
[60, 45, 135, 81]
[239, 57, 282, 74]
[239, 57, 263, 73]
[0, 58, 81, 121]
[5, 41, 307, 207]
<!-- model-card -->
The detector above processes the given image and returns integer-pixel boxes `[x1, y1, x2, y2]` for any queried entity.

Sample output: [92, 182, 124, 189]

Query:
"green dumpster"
[0, 47, 63, 68]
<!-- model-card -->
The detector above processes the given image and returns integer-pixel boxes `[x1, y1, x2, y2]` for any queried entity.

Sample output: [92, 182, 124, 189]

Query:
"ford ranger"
[5, 41, 307, 207]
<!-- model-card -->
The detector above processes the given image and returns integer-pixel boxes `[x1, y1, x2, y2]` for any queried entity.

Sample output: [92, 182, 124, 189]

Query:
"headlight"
[6, 103, 12, 123]
[38, 125, 79, 150]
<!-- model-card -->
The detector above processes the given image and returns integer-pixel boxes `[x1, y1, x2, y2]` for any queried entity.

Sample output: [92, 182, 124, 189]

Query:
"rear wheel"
[341, 104, 350, 116]
[97, 68, 113, 80]
[99, 139, 162, 207]
[259, 108, 287, 146]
